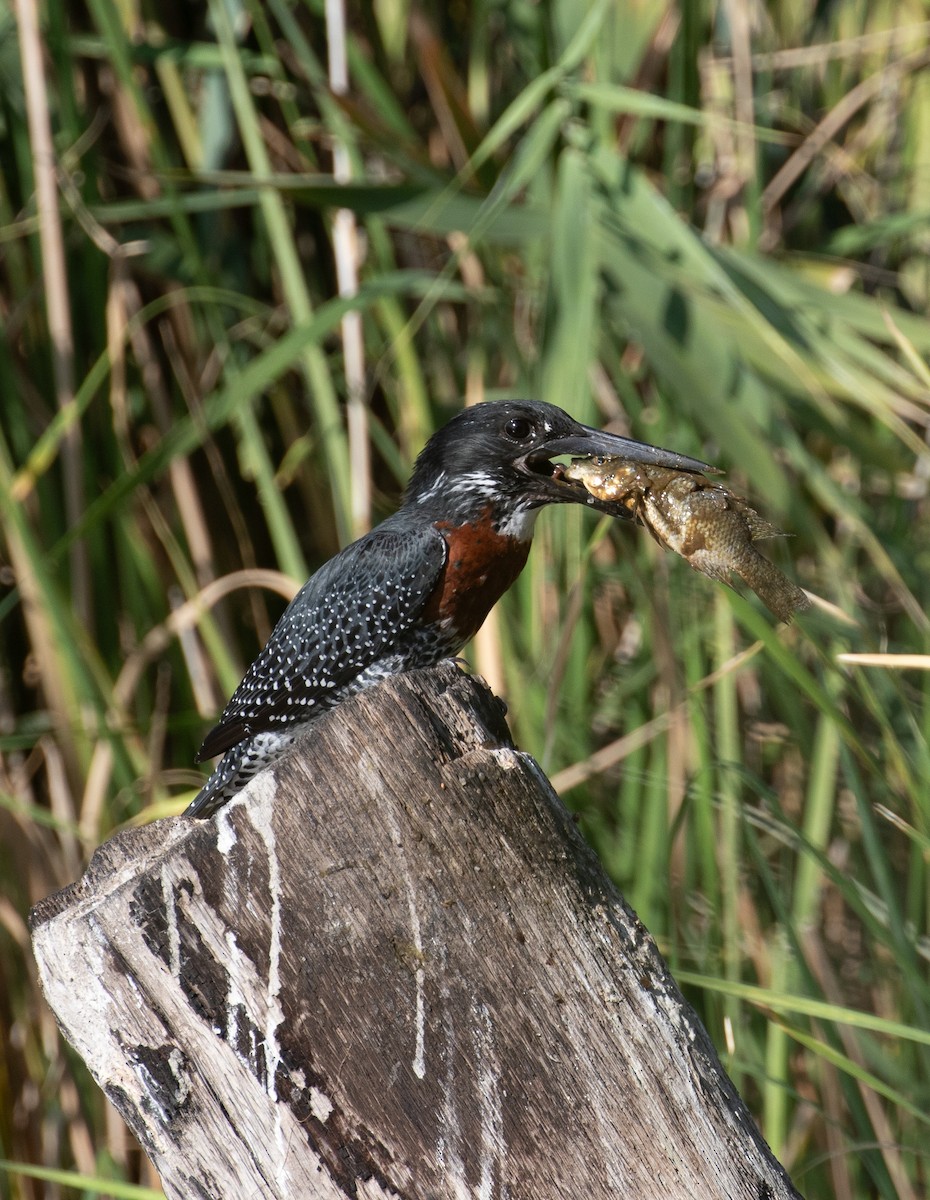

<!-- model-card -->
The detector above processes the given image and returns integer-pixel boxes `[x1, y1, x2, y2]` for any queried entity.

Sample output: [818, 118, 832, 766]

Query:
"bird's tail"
[185, 730, 296, 819]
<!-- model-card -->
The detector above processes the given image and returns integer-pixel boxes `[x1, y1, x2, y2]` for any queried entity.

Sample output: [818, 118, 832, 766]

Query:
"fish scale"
[562, 457, 810, 623]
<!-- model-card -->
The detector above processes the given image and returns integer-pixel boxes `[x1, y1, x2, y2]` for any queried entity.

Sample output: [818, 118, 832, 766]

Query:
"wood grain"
[30, 663, 802, 1199]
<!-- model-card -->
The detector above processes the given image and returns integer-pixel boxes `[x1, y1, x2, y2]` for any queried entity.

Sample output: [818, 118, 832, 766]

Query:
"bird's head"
[404, 400, 713, 526]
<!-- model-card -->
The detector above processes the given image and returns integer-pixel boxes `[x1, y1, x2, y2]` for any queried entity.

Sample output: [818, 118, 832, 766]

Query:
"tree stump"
[29, 663, 803, 1199]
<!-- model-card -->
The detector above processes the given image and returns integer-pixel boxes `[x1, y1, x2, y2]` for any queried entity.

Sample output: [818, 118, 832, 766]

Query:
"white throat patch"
[496, 507, 539, 540]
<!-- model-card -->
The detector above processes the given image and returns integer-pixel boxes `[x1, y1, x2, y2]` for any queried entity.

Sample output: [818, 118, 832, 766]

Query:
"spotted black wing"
[196, 523, 447, 761]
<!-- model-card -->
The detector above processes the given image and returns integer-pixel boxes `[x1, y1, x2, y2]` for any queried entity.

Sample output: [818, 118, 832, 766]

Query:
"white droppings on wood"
[380, 773, 427, 1081]
[471, 1000, 507, 1200]
[310, 1086, 334, 1122]
[215, 804, 238, 854]
[224, 927, 247, 1051]
[488, 746, 519, 770]
[32, 831, 348, 1198]
[248, 773, 289, 1191]
[167, 1047, 191, 1104]
[411, 955, 426, 1079]
[161, 863, 180, 979]
[170, 878, 264, 1031]
[45, 915, 114, 1067]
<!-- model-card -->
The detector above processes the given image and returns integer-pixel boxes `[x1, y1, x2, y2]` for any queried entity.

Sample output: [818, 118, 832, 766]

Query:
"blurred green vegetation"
[1, 0, 929, 1195]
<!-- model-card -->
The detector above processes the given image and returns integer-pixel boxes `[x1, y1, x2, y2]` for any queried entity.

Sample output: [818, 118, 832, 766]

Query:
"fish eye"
[504, 416, 534, 441]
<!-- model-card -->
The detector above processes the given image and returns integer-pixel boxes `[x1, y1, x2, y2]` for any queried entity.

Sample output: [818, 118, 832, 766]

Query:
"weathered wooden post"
[30, 663, 803, 1199]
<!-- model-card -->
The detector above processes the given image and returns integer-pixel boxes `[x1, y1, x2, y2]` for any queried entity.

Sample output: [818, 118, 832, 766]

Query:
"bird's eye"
[504, 416, 534, 441]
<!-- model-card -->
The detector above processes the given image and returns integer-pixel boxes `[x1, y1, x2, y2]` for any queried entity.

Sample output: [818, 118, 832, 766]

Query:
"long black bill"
[542, 423, 717, 474]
